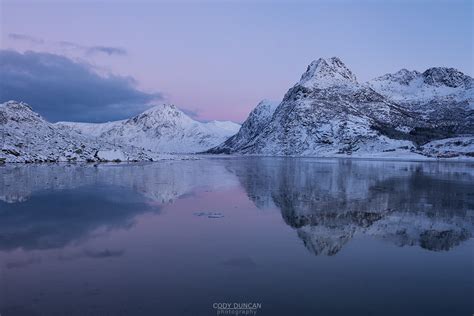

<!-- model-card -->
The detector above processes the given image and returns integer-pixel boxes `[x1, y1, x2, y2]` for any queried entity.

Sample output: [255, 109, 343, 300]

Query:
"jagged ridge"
[209, 57, 473, 158]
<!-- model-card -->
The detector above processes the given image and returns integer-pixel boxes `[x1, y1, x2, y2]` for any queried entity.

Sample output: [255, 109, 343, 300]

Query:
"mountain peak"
[0, 100, 43, 124]
[299, 57, 357, 88]
[422, 67, 471, 88]
[1, 100, 33, 111]
[144, 103, 179, 113]
[396, 68, 417, 75]
[127, 103, 189, 127]
[373, 69, 420, 86]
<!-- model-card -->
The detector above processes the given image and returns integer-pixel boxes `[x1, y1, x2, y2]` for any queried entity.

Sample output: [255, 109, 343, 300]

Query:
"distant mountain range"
[0, 101, 239, 162]
[209, 57, 473, 158]
[1, 56, 472, 162]
[57, 104, 240, 153]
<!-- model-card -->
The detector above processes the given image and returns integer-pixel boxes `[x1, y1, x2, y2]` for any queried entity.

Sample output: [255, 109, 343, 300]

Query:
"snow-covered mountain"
[208, 99, 279, 154]
[3, 58, 472, 162]
[368, 67, 473, 134]
[368, 67, 473, 105]
[210, 57, 420, 156]
[209, 57, 473, 158]
[58, 103, 240, 154]
[0, 101, 156, 163]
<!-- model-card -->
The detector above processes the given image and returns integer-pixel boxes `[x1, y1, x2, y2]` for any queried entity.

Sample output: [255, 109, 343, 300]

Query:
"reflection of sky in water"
[0, 158, 473, 316]
[0, 186, 160, 251]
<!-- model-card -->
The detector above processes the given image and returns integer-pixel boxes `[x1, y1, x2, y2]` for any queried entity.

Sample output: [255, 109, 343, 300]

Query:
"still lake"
[0, 157, 473, 316]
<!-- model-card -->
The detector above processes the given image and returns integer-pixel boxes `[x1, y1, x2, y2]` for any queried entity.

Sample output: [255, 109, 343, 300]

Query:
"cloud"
[88, 46, 127, 56]
[59, 40, 127, 56]
[0, 50, 161, 122]
[8, 33, 44, 44]
[6, 257, 42, 269]
[9, 33, 127, 56]
[83, 249, 125, 258]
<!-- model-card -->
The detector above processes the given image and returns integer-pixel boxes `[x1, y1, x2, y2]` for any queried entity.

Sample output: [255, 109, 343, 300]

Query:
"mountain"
[3, 59, 472, 162]
[58, 103, 240, 154]
[208, 99, 279, 153]
[0, 101, 155, 163]
[209, 57, 473, 158]
[368, 67, 473, 134]
[210, 57, 420, 156]
[368, 68, 473, 105]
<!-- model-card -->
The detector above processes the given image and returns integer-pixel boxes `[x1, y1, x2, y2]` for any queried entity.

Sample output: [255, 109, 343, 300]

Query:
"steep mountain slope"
[368, 67, 473, 135]
[208, 99, 279, 153]
[59, 104, 240, 153]
[209, 57, 473, 158]
[211, 57, 419, 156]
[0, 101, 154, 162]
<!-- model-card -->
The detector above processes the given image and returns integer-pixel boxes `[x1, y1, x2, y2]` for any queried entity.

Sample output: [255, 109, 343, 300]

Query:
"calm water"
[0, 158, 473, 316]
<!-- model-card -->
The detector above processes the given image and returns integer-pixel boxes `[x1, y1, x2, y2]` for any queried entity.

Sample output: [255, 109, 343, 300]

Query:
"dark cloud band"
[0, 50, 162, 122]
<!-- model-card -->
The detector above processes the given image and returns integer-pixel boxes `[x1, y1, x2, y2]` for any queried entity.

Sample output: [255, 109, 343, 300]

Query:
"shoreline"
[2, 153, 474, 164]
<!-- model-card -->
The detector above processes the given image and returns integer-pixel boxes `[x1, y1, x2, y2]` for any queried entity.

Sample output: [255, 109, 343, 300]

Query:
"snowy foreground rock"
[209, 57, 473, 159]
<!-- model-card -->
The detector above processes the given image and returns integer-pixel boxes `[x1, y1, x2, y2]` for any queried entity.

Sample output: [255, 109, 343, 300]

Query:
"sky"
[0, 0, 472, 123]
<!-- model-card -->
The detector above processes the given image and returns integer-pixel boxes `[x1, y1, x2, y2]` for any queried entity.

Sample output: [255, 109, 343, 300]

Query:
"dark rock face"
[422, 67, 471, 88]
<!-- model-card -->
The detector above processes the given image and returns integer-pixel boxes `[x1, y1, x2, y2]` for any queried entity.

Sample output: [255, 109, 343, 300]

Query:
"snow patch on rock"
[95, 149, 127, 162]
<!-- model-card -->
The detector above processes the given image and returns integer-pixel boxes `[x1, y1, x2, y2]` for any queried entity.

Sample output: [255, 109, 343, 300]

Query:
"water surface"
[0, 158, 473, 315]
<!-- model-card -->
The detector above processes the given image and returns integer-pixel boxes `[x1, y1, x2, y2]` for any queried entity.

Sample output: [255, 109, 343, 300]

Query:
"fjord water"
[0, 158, 472, 316]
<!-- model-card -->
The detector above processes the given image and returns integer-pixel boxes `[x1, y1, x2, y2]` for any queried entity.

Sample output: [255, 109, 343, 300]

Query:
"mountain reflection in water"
[227, 158, 473, 255]
[0, 158, 473, 256]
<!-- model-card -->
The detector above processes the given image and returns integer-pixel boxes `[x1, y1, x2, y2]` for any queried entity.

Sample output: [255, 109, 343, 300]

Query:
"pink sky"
[1, 0, 472, 123]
